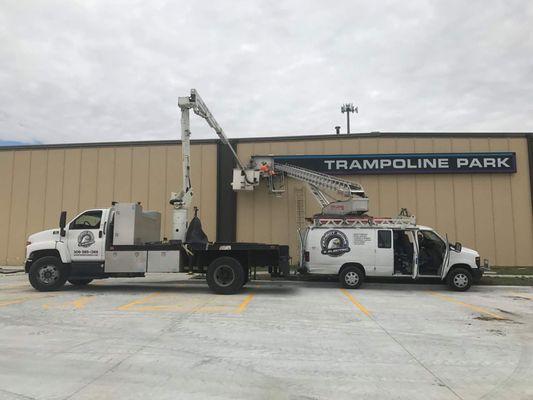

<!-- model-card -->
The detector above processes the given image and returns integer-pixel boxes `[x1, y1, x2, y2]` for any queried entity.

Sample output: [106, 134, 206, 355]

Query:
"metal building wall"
[236, 135, 533, 267]
[0, 143, 217, 265]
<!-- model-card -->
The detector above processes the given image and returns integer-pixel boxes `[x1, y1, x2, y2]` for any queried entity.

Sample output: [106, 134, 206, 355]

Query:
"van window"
[69, 210, 102, 230]
[377, 230, 392, 248]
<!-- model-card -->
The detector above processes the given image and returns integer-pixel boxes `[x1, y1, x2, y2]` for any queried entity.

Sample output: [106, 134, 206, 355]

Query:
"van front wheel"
[447, 268, 472, 291]
[339, 266, 364, 289]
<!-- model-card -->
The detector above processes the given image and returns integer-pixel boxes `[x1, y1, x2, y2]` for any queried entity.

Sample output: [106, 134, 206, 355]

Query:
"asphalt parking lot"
[0, 274, 532, 400]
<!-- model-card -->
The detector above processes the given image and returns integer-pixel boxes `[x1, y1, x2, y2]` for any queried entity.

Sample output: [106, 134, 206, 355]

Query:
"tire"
[206, 257, 245, 294]
[68, 278, 93, 286]
[28, 256, 68, 292]
[339, 265, 364, 289]
[447, 267, 472, 291]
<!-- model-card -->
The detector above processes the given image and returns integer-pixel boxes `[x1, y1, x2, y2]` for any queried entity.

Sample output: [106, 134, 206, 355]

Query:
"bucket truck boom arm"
[170, 89, 252, 241]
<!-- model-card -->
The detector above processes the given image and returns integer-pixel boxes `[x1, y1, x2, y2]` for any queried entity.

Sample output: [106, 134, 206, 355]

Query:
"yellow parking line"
[0, 298, 31, 307]
[340, 289, 372, 318]
[0, 293, 55, 308]
[117, 292, 161, 311]
[509, 292, 533, 300]
[429, 292, 506, 320]
[236, 294, 254, 314]
[0, 283, 29, 291]
[43, 296, 97, 310]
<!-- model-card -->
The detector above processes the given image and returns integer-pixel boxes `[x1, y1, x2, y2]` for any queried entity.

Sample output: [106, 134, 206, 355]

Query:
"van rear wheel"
[339, 266, 364, 289]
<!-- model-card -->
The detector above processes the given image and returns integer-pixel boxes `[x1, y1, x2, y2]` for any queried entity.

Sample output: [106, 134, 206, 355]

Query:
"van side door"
[440, 235, 451, 280]
[374, 229, 394, 276]
[66, 210, 107, 262]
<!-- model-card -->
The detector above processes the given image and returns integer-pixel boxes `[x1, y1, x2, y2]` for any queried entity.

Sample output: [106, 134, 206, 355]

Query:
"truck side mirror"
[454, 242, 462, 252]
[59, 211, 67, 237]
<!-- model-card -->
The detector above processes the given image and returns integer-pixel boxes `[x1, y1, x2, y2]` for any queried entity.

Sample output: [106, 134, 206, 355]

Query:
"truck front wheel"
[206, 257, 245, 294]
[28, 256, 68, 292]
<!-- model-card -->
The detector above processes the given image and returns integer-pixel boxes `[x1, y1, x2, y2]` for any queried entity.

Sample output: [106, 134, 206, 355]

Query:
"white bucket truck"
[233, 157, 488, 291]
[24, 90, 289, 294]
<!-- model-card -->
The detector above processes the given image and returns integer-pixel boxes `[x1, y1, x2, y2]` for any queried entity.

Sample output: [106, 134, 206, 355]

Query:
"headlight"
[26, 241, 31, 246]
[475, 257, 480, 267]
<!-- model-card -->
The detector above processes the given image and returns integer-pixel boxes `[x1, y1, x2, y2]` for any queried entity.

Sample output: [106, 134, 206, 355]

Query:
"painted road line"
[116, 292, 161, 311]
[509, 292, 533, 300]
[340, 289, 372, 318]
[429, 292, 506, 320]
[43, 295, 96, 310]
[0, 298, 32, 307]
[0, 293, 55, 308]
[0, 283, 29, 291]
[236, 294, 254, 314]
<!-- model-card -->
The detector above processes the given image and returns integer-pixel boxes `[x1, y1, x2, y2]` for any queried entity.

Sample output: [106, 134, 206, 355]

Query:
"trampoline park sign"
[273, 152, 517, 175]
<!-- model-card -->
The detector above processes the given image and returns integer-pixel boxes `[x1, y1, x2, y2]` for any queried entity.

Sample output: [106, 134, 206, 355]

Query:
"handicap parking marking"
[42, 295, 96, 310]
[340, 289, 372, 318]
[429, 292, 507, 320]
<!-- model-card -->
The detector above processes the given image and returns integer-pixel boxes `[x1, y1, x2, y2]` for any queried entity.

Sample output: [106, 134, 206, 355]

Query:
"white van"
[300, 215, 488, 291]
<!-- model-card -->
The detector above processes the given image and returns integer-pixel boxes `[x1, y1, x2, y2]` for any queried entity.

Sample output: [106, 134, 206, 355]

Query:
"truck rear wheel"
[206, 257, 245, 294]
[28, 256, 68, 292]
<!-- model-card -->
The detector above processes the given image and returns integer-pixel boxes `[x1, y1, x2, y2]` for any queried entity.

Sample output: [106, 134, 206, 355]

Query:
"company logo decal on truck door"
[321, 230, 350, 257]
[77, 231, 95, 248]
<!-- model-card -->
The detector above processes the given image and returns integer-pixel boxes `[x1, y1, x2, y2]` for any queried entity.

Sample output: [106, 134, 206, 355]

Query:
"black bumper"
[471, 268, 484, 282]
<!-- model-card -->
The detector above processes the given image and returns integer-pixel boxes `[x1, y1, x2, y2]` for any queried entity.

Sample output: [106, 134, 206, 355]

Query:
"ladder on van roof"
[312, 209, 416, 229]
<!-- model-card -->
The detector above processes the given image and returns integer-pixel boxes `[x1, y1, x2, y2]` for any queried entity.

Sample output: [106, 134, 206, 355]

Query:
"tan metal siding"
[235, 136, 533, 267]
[0, 151, 14, 264]
[1, 136, 531, 267]
[1, 143, 217, 265]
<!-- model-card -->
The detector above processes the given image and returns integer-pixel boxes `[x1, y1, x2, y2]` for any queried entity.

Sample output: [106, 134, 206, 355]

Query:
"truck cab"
[25, 208, 113, 290]
[300, 217, 487, 291]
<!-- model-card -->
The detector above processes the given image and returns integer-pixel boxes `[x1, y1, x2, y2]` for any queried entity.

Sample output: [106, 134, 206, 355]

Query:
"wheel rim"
[345, 271, 360, 286]
[453, 273, 469, 288]
[38, 265, 60, 285]
[214, 265, 235, 287]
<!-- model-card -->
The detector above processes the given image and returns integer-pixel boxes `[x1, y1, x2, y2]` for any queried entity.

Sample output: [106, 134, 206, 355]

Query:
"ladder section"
[313, 214, 417, 229]
[274, 163, 366, 199]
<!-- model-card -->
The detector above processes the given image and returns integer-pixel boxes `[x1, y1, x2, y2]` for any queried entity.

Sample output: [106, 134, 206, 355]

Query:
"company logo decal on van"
[321, 230, 350, 257]
[77, 231, 95, 248]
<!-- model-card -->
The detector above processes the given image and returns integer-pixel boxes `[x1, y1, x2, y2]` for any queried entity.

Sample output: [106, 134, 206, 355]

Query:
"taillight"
[304, 251, 310, 262]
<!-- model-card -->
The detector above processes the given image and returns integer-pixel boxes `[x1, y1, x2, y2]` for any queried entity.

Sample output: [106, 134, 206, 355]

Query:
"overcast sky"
[0, 1, 532, 144]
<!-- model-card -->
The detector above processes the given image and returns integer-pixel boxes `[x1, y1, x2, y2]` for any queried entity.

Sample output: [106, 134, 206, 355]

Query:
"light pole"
[341, 103, 358, 134]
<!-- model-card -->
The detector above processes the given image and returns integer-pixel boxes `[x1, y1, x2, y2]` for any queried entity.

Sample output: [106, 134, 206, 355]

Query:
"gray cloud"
[0, 0, 532, 144]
